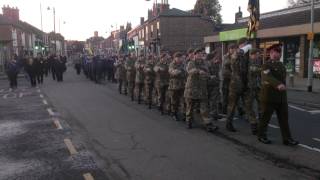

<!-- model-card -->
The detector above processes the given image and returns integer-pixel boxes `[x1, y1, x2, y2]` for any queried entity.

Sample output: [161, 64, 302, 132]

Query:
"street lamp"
[307, 0, 315, 92]
[47, 6, 56, 54]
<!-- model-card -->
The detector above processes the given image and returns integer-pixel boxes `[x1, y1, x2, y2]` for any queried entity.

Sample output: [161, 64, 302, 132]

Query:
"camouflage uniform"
[135, 57, 145, 104]
[222, 53, 232, 114]
[184, 59, 211, 125]
[207, 59, 221, 119]
[168, 60, 186, 117]
[114, 59, 126, 94]
[154, 59, 169, 113]
[143, 58, 155, 108]
[125, 57, 136, 100]
[226, 51, 250, 126]
[245, 58, 263, 125]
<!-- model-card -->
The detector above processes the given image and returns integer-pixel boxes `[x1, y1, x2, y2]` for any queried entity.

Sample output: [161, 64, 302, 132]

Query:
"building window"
[145, 27, 148, 41]
[142, 29, 144, 38]
[139, 30, 141, 39]
[151, 25, 153, 32]
[157, 22, 160, 30]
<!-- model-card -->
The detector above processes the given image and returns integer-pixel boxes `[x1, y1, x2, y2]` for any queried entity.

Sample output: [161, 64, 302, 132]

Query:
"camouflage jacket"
[143, 59, 155, 84]
[207, 60, 221, 87]
[222, 53, 232, 81]
[184, 59, 209, 100]
[248, 59, 263, 90]
[229, 51, 249, 93]
[125, 57, 136, 82]
[114, 60, 126, 80]
[154, 61, 169, 88]
[168, 61, 186, 90]
[135, 58, 145, 84]
[260, 60, 287, 103]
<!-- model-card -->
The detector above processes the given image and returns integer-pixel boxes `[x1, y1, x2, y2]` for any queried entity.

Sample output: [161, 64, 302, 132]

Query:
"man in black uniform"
[258, 44, 298, 146]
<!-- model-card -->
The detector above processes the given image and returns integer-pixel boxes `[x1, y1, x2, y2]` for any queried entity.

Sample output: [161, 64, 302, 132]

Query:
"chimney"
[160, 0, 170, 13]
[120, 25, 124, 32]
[140, 17, 145, 25]
[94, 31, 98, 37]
[2, 5, 20, 22]
[235, 6, 243, 23]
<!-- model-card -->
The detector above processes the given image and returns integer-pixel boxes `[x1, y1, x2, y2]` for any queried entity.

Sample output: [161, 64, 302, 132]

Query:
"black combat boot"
[226, 122, 237, 132]
[251, 123, 258, 135]
[204, 123, 219, 133]
[283, 139, 299, 146]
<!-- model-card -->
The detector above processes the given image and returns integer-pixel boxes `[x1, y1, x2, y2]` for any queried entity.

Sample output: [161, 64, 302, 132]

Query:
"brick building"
[128, 0, 216, 55]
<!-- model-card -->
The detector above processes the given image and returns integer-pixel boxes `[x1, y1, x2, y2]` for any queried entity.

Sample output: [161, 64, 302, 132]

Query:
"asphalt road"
[33, 68, 319, 180]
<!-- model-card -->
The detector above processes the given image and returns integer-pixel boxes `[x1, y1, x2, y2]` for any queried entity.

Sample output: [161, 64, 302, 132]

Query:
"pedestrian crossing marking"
[83, 173, 95, 180]
[47, 108, 55, 116]
[64, 138, 78, 155]
[313, 138, 320, 142]
[288, 105, 307, 112]
[298, 144, 320, 153]
[43, 100, 48, 105]
[268, 124, 280, 129]
[308, 110, 320, 115]
[40, 94, 44, 98]
[53, 118, 63, 130]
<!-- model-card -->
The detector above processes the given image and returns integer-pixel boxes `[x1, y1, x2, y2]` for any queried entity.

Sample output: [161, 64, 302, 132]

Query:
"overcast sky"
[0, 0, 288, 41]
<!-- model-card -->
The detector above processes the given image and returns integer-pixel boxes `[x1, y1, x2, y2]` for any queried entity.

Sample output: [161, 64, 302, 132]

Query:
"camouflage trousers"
[227, 90, 257, 125]
[208, 85, 220, 117]
[169, 89, 184, 115]
[127, 81, 135, 99]
[245, 88, 261, 122]
[185, 98, 211, 125]
[144, 82, 154, 106]
[135, 82, 144, 103]
[156, 85, 169, 110]
[118, 79, 127, 94]
[222, 79, 230, 114]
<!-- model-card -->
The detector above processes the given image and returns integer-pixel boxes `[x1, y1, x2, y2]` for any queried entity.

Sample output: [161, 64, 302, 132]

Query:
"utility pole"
[53, 7, 57, 55]
[40, 3, 43, 31]
[307, 0, 314, 92]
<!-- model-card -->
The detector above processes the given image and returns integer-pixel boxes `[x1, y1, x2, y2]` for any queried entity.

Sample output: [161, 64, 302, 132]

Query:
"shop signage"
[313, 59, 320, 75]
[219, 28, 254, 42]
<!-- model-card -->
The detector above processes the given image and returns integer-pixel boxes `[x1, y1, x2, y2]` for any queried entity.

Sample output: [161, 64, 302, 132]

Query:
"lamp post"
[47, 7, 56, 55]
[307, 0, 315, 92]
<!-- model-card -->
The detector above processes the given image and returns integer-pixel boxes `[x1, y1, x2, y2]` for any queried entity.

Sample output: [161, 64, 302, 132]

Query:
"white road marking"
[37, 89, 41, 93]
[42, 99, 48, 105]
[40, 94, 44, 98]
[64, 139, 78, 155]
[268, 124, 280, 129]
[47, 108, 55, 116]
[308, 110, 320, 115]
[288, 105, 307, 112]
[298, 144, 320, 153]
[313, 138, 320, 142]
[83, 173, 95, 180]
[53, 119, 63, 130]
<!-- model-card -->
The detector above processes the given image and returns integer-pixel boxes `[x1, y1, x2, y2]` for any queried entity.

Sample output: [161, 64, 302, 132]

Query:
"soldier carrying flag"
[247, 0, 260, 37]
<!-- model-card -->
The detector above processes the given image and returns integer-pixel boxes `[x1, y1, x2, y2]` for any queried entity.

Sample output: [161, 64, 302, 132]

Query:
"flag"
[247, 0, 260, 38]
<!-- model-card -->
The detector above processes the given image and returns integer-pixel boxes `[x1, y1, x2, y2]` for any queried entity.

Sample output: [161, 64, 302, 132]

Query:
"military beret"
[193, 48, 202, 55]
[267, 44, 282, 53]
[174, 52, 182, 58]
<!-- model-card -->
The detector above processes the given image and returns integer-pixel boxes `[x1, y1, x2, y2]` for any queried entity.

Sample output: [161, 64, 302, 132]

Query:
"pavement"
[0, 69, 320, 179]
[0, 78, 109, 179]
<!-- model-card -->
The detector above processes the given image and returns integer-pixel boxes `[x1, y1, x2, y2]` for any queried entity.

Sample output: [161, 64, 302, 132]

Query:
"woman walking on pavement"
[5, 54, 20, 90]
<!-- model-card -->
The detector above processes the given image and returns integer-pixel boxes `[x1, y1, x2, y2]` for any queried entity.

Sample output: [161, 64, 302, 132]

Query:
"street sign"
[307, 32, 314, 40]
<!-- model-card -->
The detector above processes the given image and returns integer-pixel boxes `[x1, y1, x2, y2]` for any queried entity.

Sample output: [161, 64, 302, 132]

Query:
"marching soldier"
[168, 52, 186, 121]
[135, 55, 146, 104]
[206, 51, 222, 120]
[184, 49, 219, 132]
[225, 38, 251, 132]
[245, 49, 263, 135]
[114, 56, 127, 94]
[143, 55, 156, 109]
[125, 54, 136, 100]
[258, 44, 298, 146]
[154, 53, 170, 114]
[222, 44, 237, 114]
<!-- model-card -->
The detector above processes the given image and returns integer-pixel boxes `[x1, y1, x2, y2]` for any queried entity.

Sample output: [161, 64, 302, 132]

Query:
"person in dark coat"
[5, 54, 20, 89]
[48, 55, 57, 80]
[24, 56, 37, 87]
[55, 56, 66, 82]
[34, 53, 44, 84]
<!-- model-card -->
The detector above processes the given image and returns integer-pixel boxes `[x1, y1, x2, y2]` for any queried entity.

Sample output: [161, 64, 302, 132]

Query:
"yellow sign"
[307, 32, 314, 40]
